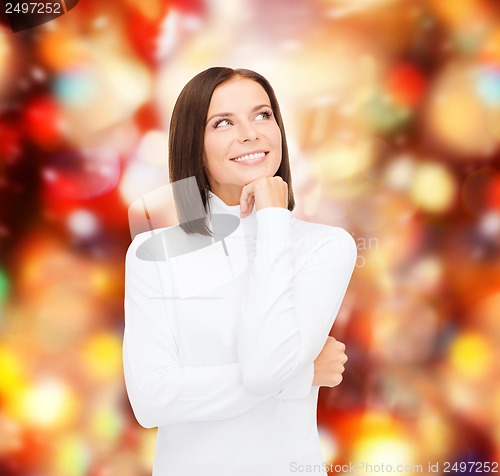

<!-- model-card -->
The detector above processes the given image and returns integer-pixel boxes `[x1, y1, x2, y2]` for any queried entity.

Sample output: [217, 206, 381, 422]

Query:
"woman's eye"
[255, 110, 272, 121]
[214, 118, 231, 128]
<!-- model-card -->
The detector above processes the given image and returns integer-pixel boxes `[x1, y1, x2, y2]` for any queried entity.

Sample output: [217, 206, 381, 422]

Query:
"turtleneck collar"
[208, 190, 257, 219]
[208, 190, 257, 238]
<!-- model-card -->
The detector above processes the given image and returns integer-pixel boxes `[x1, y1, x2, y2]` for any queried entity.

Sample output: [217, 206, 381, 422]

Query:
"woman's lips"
[230, 151, 268, 164]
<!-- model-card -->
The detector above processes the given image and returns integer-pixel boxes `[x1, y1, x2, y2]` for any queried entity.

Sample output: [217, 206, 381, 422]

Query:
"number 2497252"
[5, 3, 62, 14]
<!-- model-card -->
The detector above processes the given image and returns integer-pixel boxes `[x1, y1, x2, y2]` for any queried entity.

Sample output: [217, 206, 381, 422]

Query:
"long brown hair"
[168, 67, 295, 236]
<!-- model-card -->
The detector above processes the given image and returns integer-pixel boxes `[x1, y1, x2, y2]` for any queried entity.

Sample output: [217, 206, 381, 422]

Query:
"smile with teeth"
[231, 152, 267, 162]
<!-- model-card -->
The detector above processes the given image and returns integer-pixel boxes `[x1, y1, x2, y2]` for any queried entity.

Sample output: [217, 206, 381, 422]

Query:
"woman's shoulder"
[291, 215, 357, 259]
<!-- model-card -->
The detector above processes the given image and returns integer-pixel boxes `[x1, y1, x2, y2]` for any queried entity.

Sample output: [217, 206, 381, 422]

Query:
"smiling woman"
[168, 67, 295, 234]
[123, 67, 357, 476]
[203, 76, 283, 206]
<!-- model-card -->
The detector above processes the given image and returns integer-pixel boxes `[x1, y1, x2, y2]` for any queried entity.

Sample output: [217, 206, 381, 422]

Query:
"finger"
[247, 195, 255, 215]
[240, 184, 253, 217]
[334, 341, 346, 352]
[332, 362, 346, 372]
[337, 364, 345, 374]
[329, 374, 343, 387]
[243, 195, 255, 218]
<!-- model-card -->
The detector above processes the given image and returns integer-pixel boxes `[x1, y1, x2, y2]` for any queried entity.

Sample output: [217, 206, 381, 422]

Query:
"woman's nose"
[238, 122, 258, 142]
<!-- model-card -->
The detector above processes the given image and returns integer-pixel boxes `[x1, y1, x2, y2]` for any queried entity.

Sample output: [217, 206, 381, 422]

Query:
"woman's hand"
[313, 337, 348, 387]
[239, 176, 288, 218]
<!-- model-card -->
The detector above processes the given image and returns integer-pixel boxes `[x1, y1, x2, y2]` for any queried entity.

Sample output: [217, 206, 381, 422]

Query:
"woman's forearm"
[237, 207, 356, 395]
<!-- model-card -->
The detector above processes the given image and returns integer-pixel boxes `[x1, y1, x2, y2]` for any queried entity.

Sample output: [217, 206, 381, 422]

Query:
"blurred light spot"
[351, 412, 416, 475]
[444, 369, 487, 420]
[17, 379, 80, 429]
[386, 63, 426, 107]
[426, 62, 497, 155]
[94, 52, 152, 119]
[54, 68, 98, 107]
[157, 10, 185, 59]
[478, 211, 500, 239]
[52, 434, 90, 476]
[409, 256, 443, 292]
[416, 412, 452, 459]
[0, 27, 13, 93]
[135, 130, 169, 165]
[88, 403, 124, 446]
[354, 436, 414, 468]
[350, 190, 409, 232]
[60, 49, 152, 138]
[67, 210, 99, 239]
[480, 28, 500, 63]
[268, 30, 370, 102]
[37, 27, 88, 70]
[43, 147, 120, 200]
[14, 236, 103, 341]
[81, 333, 122, 381]
[325, 0, 397, 17]
[0, 28, 9, 64]
[448, 332, 494, 379]
[0, 346, 26, 398]
[318, 425, 338, 463]
[96, 449, 141, 476]
[311, 136, 375, 187]
[119, 159, 168, 206]
[23, 95, 65, 151]
[472, 291, 500, 342]
[371, 299, 438, 364]
[92, 15, 109, 29]
[0, 120, 22, 165]
[365, 92, 412, 132]
[486, 168, 500, 208]
[279, 39, 302, 52]
[410, 162, 456, 213]
[429, 0, 491, 30]
[0, 268, 9, 304]
[302, 183, 323, 217]
[454, 21, 491, 55]
[486, 107, 500, 142]
[461, 167, 499, 217]
[89, 266, 114, 295]
[383, 155, 416, 191]
[31, 66, 47, 82]
[0, 415, 22, 455]
[475, 65, 500, 106]
[138, 429, 158, 470]
[123, 0, 165, 20]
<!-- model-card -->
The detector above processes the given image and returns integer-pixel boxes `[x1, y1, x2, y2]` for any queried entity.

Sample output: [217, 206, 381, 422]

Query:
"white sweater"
[123, 190, 357, 476]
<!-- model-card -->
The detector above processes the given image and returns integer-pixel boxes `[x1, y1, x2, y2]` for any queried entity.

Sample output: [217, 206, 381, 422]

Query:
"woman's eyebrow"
[205, 104, 272, 126]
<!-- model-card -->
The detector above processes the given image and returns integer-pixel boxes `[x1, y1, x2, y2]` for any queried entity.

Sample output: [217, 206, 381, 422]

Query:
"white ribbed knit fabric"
[123, 190, 356, 475]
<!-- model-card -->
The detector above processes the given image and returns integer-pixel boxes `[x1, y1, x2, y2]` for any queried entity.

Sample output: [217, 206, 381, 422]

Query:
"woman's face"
[203, 76, 282, 205]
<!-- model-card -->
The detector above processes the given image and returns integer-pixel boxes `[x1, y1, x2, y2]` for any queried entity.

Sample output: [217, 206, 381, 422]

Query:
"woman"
[123, 67, 357, 475]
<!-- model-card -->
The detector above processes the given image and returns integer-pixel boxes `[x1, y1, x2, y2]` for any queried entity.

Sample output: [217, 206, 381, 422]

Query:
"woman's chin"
[238, 166, 281, 183]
